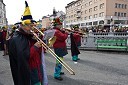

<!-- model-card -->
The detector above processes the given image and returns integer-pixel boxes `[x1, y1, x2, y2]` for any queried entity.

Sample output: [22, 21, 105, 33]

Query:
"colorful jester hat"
[52, 17, 62, 26]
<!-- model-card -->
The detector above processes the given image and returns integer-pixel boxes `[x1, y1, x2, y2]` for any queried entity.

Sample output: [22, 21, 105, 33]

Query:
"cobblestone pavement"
[0, 50, 128, 85]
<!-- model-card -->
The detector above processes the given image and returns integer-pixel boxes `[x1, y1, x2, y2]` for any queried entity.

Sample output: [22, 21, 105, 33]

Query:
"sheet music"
[43, 29, 56, 40]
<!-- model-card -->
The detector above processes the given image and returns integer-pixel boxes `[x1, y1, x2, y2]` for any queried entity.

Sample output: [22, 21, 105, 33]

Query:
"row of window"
[66, 0, 102, 10]
[67, 11, 127, 22]
[88, 4, 104, 12]
[115, 3, 127, 9]
[88, 12, 104, 19]
[66, 12, 105, 23]
[115, 12, 126, 17]
[67, 12, 104, 19]
[67, 3, 104, 15]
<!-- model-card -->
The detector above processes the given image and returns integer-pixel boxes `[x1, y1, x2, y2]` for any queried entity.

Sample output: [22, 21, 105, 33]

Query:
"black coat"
[0, 32, 4, 50]
[9, 29, 33, 85]
[70, 33, 80, 56]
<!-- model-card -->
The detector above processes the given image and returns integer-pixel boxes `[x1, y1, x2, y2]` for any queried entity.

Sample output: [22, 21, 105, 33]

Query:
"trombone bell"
[48, 36, 57, 47]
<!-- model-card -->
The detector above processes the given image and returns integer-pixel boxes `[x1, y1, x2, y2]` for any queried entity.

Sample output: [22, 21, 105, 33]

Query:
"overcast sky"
[3, 0, 73, 24]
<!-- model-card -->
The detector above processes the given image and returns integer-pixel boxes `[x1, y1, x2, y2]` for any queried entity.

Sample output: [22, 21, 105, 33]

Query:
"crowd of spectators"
[81, 26, 128, 34]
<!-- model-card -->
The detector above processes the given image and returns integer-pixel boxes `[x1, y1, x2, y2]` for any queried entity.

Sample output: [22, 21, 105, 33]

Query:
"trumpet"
[31, 26, 75, 75]
[64, 28, 86, 35]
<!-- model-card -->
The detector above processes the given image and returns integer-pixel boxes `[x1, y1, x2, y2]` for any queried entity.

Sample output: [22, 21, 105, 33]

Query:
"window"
[124, 13, 126, 17]
[122, 4, 124, 9]
[71, 15, 73, 18]
[89, 1, 92, 6]
[89, 22, 92, 25]
[81, 5, 84, 9]
[115, 3, 118, 8]
[85, 10, 87, 14]
[119, 4, 121, 8]
[93, 21, 98, 25]
[121, 13, 123, 17]
[118, 12, 120, 16]
[84, 16, 87, 20]
[89, 8, 92, 12]
[94, 14, 98, 18]
[115, 12, 117, 16]
[89, 15, 92, 19]
[100, 3, 104, 9]
[125, 5, 127, 9]
[94, 6, 98, 11]
[99, 13, 101, 17]
[85, 3, 88, 7]
[99, 12, 104, 17]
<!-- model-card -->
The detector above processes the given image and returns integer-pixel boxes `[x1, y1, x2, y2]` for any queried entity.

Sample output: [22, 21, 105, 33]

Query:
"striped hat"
[21, 1, 36, 25]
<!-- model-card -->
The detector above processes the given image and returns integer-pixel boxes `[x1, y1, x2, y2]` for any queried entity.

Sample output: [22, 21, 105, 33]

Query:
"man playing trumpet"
[52, 17, 68, 81]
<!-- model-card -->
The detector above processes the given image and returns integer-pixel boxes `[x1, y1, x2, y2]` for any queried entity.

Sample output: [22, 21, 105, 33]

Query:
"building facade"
[0, 0, 7, 27]
[42, 16, 51, 28]
[65, 0, 128, 28]
[42, 11, 66, 28]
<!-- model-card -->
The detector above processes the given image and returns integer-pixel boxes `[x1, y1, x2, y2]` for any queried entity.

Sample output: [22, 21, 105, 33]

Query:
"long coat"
[9, 28, 45, 85]
[70, 33, 80, 56]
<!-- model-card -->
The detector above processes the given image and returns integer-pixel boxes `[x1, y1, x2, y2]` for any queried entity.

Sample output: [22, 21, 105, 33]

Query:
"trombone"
[31, 26, 75, 75]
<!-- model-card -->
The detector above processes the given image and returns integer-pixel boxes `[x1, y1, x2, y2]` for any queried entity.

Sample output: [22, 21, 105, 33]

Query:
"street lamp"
[110, 16, 113, 32]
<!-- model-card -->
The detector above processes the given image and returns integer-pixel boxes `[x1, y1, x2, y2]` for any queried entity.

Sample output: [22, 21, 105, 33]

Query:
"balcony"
[76, 15, 81, 18]
[76, 9, 81, 13]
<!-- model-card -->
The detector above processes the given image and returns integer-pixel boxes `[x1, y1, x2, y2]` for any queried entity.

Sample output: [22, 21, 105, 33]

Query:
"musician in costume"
[8, 1, 48, 85]
[52, 17, 68, 81]
[0, 27, 3, 51]
[10, 26, 17, 38]
[70, 25, 81, 61]
[2, 26, 8, 56]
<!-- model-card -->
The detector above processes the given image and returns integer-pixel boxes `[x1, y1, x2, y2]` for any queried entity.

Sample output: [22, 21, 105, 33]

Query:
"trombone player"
[8, 1, 48, 85]
[52, 17, 69, 81]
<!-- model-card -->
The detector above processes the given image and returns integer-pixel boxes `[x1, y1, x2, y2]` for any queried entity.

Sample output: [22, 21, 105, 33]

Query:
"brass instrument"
[33, 26, 56, 47]
[48, 36, 57, 47]
[31, 26, 75, 75]
[65, 28, 86, 35]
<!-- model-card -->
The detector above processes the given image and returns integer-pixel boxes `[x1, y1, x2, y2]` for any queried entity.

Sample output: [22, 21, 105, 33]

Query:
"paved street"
[0, 50, 128, 85]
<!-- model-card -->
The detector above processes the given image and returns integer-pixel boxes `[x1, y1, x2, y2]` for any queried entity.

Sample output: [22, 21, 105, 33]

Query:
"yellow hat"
[21, 1, 36, 25]
[12, 25, 16, 29]
[2, 26, 7, 29]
